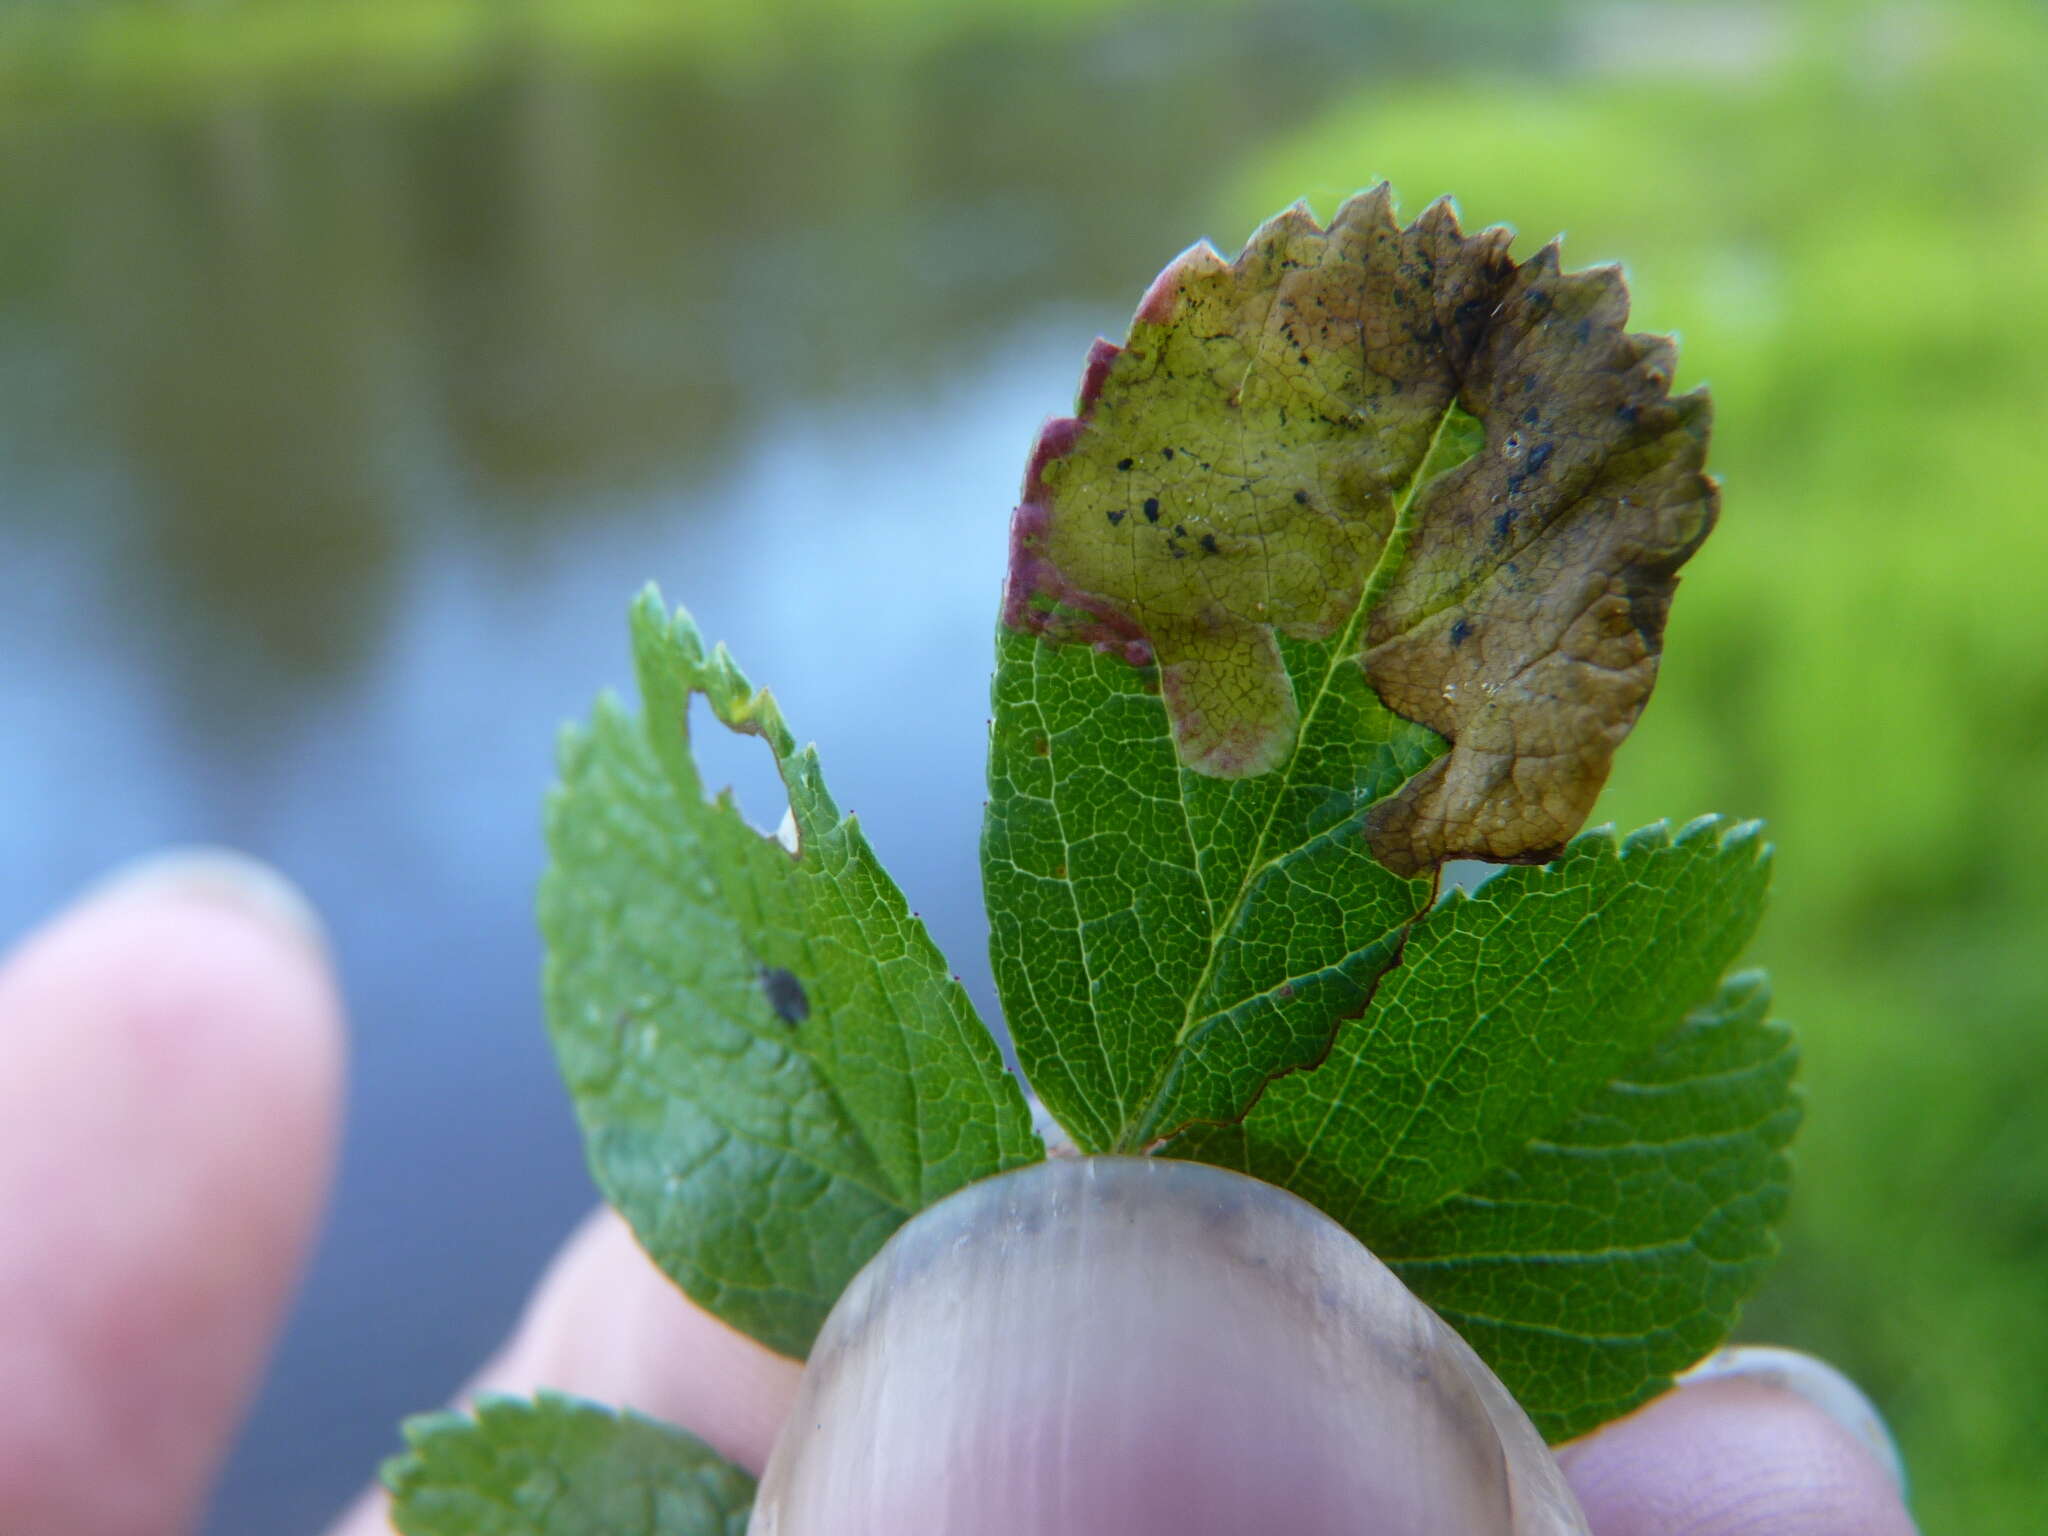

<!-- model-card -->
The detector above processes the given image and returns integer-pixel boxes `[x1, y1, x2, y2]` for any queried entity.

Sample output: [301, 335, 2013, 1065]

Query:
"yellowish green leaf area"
[384, 1394, 754, 1536]
[988, 187, 1717, 1153]
[542, 591, 1039, 1361]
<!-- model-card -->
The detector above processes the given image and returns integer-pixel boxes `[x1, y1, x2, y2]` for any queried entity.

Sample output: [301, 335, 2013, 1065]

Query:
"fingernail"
[89, 847, 328, 957]
[754, 1158, 1589, 1536]
[1678, 1345, 1907, 1495]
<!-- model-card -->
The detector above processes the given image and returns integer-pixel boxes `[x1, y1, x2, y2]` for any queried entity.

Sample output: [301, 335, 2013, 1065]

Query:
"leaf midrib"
[1113, 397, 1465, 1151]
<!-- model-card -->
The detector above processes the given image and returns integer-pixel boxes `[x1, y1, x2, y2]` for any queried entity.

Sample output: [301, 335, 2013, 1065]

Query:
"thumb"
[750, 1156, 1580, 1536]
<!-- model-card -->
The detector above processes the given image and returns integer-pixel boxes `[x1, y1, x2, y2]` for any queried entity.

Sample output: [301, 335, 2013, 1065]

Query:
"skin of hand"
[0, 855, 1919, 1536]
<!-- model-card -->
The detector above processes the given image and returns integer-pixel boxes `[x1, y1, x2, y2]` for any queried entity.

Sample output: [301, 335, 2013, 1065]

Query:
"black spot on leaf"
[759, 966, 810, 1025]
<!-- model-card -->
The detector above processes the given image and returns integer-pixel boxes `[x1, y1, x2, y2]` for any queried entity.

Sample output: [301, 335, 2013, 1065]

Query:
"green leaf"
[383, 1393, 753, 1536]
[1181, 818, 1773, 1233]
[1178, 821, 1789, 1442]
[543, 589, 1040, 1358]
[1384, 973, 1801, 1443]
[985, 188, 1716, 1151]
[983, 619, 1439, 1153]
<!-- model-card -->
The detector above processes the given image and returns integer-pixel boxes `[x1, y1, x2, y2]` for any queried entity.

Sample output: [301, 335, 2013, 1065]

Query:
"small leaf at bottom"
[383, 1393, 753, 1536]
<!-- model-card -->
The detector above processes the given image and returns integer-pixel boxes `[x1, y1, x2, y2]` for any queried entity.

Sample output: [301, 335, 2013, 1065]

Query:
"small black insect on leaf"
[759, 965, 810, 1024]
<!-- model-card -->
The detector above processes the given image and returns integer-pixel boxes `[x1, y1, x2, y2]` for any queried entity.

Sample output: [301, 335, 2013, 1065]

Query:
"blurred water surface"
[0, 5, 1559, 1528]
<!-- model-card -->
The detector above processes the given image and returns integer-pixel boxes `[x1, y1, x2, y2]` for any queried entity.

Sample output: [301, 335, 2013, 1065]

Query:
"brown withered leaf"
[1358, 244, 1715, 873]
[1000, 186, 1714, 874]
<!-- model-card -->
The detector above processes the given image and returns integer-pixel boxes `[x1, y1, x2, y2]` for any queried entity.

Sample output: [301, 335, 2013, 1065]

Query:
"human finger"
[1557, 1348, 1916, 1536]
[0, 852, 344, 1536]
[326, 1207, 801, 1536]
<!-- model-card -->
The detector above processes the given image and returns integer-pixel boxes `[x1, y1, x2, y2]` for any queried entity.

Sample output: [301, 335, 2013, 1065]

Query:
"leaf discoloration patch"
[1002, 187, 1715, 874]
[1361, 249, 1717, 874]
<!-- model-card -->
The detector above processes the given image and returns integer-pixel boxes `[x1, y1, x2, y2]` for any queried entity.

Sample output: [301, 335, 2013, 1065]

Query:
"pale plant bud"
[750, 1156, 1589, 1536]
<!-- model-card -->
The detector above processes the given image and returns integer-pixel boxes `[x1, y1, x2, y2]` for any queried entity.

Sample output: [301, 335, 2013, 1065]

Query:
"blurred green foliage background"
[1236, 7, 2048, 1531]
[3, 0, 2041, 1531]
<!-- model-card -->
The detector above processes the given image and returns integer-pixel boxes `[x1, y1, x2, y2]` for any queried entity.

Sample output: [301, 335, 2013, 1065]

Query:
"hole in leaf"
[1437, 859, 1507, 901]
[688, 693, 794, 846]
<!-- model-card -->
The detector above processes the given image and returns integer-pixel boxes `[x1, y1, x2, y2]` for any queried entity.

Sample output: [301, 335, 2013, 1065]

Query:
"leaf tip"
[551, 713, 593, 775]
[1330, 179, 1397, 233]
[1133, 237, 1228, 327]
[1714, 967, 1775, 1016]
[628, 582, 695, 660]
[1610, 819, 1675, 860]
[1684, 813, 1774, 869]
